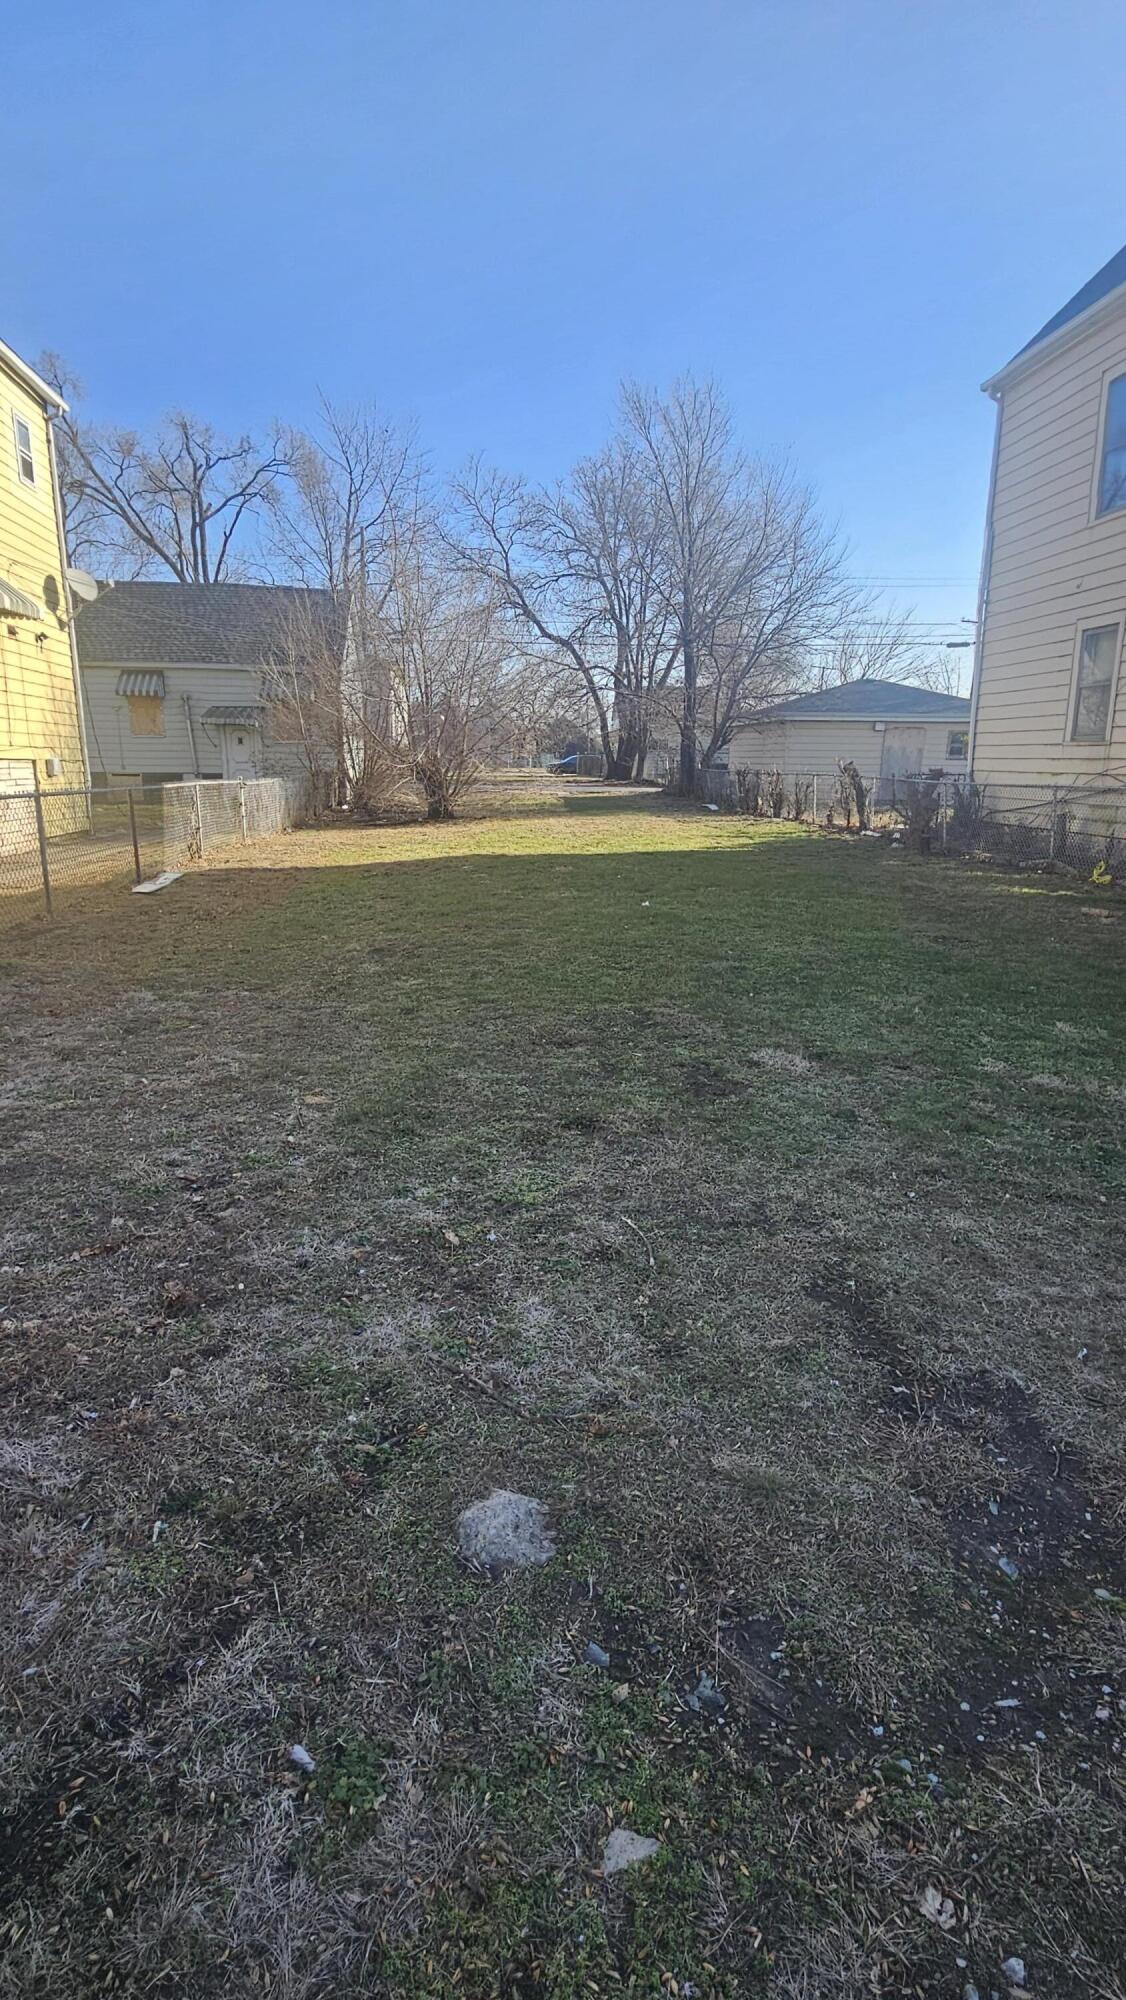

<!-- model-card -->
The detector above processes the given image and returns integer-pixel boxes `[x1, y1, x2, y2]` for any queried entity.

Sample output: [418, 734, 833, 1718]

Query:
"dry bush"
[836, 758, 870, 830]
[891, 773, 942, 852]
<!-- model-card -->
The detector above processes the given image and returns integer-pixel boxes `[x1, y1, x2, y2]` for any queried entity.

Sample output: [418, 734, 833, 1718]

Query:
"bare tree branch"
[39, 355, 287, 583]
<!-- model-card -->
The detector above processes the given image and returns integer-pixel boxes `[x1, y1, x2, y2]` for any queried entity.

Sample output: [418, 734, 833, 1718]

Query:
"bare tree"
[39, 354, 286, 582]
[270, 496, 525, 821]
[272, 397, 415, 594]
[451, 441, 680, 781]
[620, 379, 730, 789]
[264, 400, 421, 800]
[816, 605, 954, 691]
[691, 472, 847, 768]
[910, 648, 965, 696]
[621, 377, 849, 787]
[380, 510, 522, 818]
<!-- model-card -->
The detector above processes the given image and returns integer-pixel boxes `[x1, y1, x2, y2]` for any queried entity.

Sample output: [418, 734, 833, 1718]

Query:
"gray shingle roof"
[74, 582, 342, 667]
[1003, 242, 1126, 372]
[758, 679, 969, 723]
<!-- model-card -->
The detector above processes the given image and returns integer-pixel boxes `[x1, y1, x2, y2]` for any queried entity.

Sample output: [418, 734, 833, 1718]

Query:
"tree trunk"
[593, 700, 617, 777]
[607, 730, 640, 782]
[678, 625, 698, 791]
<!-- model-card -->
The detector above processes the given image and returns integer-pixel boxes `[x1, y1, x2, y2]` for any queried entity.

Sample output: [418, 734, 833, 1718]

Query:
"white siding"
[727, 716, 966, 785]
[973, 304, 1126, 784]
[81, 662, 312, 781]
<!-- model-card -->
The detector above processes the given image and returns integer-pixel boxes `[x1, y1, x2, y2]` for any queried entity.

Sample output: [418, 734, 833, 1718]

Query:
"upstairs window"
[12, 412, 35, 487]
[1070, 623, 1120, 741]
[1097, 374, 1126, 516]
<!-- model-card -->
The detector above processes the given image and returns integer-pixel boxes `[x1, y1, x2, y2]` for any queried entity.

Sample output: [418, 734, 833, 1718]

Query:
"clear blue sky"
[8, 0, 1126, 679]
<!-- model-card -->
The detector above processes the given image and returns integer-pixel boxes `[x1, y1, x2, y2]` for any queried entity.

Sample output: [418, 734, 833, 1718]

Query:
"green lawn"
[1, 782, 1125, 1999]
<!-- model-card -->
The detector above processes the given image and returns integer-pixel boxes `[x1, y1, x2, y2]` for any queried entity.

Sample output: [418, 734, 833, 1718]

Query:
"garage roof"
[757, 679, 970, 723]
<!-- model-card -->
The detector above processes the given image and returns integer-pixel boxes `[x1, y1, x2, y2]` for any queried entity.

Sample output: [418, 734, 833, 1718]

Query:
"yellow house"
[0, 338, 87, 793]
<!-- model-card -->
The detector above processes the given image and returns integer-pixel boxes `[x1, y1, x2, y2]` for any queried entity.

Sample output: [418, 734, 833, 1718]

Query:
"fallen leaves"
[917, 1885, 957, 1931]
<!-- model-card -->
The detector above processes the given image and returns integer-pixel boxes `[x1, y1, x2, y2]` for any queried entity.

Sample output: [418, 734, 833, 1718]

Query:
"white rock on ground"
[456, 1490, 555, 1570]
[602, 1829, 661, 1876]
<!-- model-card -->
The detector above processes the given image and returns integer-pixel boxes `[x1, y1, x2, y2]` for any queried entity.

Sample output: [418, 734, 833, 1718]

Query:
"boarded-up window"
[126, 694, 165, 737]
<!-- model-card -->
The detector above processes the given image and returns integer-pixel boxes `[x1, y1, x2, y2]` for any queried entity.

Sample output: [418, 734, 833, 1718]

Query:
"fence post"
[32, 773, 53, 917]
[811, 774, 817, 822]
[194, 782, 205, 859]
[1048, 786, 1059, 861]
[239, 777, 249, 842]
[128, 790, 143, 883]
[941, 780, 948, 850]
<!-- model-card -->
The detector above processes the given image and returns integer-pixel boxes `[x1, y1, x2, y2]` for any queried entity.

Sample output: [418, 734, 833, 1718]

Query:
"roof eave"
[0, 338, 67, 413]
[756, 703, 968, 723]
[981, 277, 1126, 400]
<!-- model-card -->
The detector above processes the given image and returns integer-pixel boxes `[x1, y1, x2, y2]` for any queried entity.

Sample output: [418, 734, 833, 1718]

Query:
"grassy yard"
[2, 780, 1125, 1999]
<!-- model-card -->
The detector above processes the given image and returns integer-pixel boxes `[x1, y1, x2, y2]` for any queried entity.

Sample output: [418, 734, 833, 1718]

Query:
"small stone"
[998, 1556, 1020, 1581]
[683, 1672, 726, 1716]
[288, 1743, 316, 1773]
[964, 1984, 981, 2000]
[457, 1490, 555, 1571]
[584, 1641, 611, 1669]
[1000, 1957, 1026, 1988]
[602, 1828, 660, 1876]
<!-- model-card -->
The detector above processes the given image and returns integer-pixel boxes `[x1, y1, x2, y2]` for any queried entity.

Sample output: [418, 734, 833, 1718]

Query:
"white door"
[878, 726, 925, 805]
[220, 725, 261, 781]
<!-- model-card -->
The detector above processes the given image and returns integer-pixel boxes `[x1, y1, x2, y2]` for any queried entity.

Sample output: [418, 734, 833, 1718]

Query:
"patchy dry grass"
[1, 778, 1125, 1998]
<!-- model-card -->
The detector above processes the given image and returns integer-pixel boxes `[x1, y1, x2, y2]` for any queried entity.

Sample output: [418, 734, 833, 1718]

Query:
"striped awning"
[116, 671, 166, 697]
[0, 576, 45, 621]
[202, 704, 263, 727]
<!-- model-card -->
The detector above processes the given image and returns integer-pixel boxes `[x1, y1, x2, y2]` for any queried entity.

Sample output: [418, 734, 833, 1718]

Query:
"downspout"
[966, 392, 1003, 781]
[45, 414, 91, 787]
[183, 694, 201, 776]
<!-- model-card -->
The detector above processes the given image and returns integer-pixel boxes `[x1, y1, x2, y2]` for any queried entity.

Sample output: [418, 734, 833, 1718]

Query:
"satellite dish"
[66, 568, 100, 603]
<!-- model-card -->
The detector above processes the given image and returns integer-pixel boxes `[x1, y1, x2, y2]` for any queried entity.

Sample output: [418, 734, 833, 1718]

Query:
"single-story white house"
[75, 581, 341, 787]
[725, 678, 970, 803]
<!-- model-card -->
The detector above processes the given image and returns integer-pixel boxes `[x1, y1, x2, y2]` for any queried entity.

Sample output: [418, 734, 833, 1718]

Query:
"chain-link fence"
[0, 775, 319, 925]
[672, 767, 1126, 874]
[938, 779, 1126, 872]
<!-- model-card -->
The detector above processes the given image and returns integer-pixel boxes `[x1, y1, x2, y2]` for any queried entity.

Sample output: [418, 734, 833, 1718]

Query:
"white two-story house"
[970, 244, 1126, 790]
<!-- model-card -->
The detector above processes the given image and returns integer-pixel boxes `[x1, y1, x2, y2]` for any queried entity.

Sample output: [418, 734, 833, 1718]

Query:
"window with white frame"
[11, 412, 35, 487]
[1070, 623, 1120, 742]
[1098, 375, 1126, 516]
[946, 729, 968, 760]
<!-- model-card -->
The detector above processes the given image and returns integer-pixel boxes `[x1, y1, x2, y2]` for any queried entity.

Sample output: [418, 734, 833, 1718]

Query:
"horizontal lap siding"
[81, 662, 316, 780]
[0, 363, 84, 783]
[974, 308, 1126, 783]
[727, 718, 965, 784]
